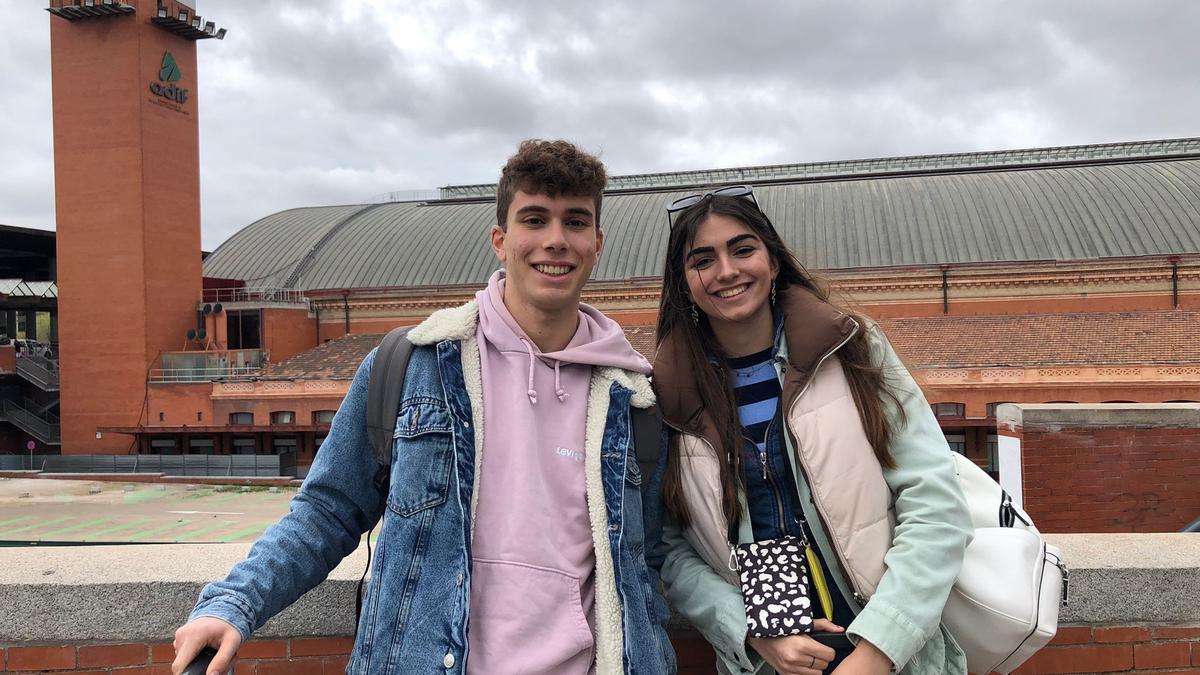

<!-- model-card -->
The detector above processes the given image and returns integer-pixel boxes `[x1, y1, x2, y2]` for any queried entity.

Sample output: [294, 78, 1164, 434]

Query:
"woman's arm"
[661, 520, 761, 674]
[844, 326, 974, 669]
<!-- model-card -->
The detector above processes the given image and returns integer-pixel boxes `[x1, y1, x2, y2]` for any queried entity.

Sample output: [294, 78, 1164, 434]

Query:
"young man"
[172, 140, 677, 675]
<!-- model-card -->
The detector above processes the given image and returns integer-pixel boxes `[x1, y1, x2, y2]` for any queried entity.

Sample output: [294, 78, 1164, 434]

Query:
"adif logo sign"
[150, 52, 189, 105]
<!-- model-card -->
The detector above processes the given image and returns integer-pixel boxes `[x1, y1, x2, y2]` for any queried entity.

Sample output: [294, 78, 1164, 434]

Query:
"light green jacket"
[653, 294, 972, 675]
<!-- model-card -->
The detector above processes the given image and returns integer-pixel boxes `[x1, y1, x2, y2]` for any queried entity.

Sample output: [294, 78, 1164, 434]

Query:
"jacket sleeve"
[845, 326, 974, 669]
[660, 516, 761, 674]
[189, 349, 389, 640]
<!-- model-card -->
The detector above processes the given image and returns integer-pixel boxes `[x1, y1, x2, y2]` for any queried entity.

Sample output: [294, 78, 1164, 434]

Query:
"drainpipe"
[940, 265, 950, 315]
[342, 290, 351, 335]
[1170, 256, 1180, 308]
[314, 306, 321, 345]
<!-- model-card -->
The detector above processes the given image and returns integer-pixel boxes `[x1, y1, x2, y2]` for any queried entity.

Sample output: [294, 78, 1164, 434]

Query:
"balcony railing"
[151, 349, 263, 383]
[200, 287, 309, 305]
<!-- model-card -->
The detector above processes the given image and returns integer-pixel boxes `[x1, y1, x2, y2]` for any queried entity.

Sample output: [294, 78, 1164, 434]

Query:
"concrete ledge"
[0, 534, 1197, 642]
[0, 472, 298, 487]
[998, 403, 1200, 431]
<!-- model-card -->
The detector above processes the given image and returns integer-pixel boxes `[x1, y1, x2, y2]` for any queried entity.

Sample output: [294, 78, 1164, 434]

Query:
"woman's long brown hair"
[656, 194, 904, 529]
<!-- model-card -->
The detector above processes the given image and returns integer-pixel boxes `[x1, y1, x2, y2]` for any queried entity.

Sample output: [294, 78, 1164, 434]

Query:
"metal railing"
[149, 366, 261, 383]
[151, 349, 263, 383]
[200, 287, 309, 305]
[1, 400, 61, 445]
[15, 353, 60, 391]
[33, 452, 296, 477]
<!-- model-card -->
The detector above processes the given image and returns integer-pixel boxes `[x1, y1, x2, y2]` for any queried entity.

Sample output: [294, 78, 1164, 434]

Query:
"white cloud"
[1, 0, 1197, 249]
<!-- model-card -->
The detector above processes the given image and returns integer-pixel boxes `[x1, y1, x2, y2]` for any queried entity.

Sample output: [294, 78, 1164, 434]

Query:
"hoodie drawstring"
[519, 337, 569, 404]
[520, 338, 538, 404]
[554, 361, 568, 402]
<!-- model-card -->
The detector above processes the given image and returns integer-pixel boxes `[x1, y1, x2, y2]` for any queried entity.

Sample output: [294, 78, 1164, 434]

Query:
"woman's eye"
[690, 258, 713, 270]
[734, 246, 755, 256]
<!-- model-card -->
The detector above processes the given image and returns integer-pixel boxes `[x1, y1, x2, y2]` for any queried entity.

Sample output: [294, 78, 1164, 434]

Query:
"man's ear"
[490, 223, 507, 262]
[595, 227, 605, 259]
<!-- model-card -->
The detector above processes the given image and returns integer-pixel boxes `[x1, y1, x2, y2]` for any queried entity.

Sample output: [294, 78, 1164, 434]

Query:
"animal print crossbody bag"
[729, 535, 817, 638]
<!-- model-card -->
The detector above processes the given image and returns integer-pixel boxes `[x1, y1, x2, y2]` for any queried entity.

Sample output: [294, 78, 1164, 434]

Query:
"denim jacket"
[190, 300, 677, 674]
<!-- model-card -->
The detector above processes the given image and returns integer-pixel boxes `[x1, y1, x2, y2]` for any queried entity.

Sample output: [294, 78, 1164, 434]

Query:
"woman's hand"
[830, 638, 893, 675]
[747, 619, 843, 675]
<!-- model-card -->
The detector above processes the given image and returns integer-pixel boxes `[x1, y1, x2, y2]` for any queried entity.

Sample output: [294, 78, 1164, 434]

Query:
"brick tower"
[49, 0, 224, 453]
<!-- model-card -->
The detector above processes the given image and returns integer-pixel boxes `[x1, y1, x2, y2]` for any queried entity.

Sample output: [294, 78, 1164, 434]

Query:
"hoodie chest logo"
[554, 446, 584, 463]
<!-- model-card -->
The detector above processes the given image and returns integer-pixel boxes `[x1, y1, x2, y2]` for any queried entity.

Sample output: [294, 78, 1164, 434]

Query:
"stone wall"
[998, 404, 1200, 533]
[2, 534, 1198, 674]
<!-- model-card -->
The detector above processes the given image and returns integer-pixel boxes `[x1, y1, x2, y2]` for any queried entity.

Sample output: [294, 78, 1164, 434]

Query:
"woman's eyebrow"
[726, 234, 758, 247]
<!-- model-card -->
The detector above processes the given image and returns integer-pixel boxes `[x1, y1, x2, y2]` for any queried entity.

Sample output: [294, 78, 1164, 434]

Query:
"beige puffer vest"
[655, 287, 894, 602]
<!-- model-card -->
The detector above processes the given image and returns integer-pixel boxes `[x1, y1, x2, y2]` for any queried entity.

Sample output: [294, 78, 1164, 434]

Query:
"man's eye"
[524, 217, 545, 226]
[567, 219, 590, 228]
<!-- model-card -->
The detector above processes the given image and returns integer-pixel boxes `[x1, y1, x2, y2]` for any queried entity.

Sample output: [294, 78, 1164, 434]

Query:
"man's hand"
[747, 618, 843, 675]
[830, 637, 892, 675]
[171, 617, 242, 675]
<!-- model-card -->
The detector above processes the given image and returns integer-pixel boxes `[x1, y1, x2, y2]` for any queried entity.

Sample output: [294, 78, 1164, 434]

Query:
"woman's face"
[683, 212, 778, 330]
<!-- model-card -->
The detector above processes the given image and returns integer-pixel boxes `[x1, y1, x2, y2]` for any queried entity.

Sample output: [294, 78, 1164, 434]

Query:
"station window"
[931, 402, 965, 419]
[270, 410, 296, 425]
[985, 402, 1012, 418]
[227, 310, 262, 350]
[229, 412, 254, 425]
[272, 435, 298, 455]
[944, 434, 966, 455]
[313, 410, 336, 425]
[150, 438, 179, 454]
[232, 437, 256, 455]
[189, 438, 215, 454]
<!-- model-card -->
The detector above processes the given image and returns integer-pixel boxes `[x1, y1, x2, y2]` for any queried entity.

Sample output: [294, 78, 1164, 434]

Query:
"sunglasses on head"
[665, 185, 760, 229]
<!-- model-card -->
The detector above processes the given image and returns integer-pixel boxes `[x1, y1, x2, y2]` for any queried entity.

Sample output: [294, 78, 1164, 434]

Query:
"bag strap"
[357, 325, 414, 637]
[365, 326, 415, 468]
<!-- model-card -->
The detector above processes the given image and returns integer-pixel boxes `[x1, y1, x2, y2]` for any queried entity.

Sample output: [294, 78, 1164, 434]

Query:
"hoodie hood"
[477, 269, 651, 403]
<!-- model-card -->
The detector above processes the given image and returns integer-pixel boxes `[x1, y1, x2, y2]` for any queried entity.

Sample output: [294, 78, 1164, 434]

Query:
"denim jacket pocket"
[625, 452, 643, 488]
[387, 398, 454, 517]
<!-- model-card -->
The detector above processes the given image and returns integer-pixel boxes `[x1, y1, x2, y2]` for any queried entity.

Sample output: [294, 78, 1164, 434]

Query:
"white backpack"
[943, 454, 1069, 674]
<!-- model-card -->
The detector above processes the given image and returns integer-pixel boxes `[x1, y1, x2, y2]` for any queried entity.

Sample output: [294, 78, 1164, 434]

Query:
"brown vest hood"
[652, 285, 858, 449]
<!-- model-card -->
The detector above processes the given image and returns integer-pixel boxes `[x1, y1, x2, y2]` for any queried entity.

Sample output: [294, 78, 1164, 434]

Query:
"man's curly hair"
[496, 139, 608, 230]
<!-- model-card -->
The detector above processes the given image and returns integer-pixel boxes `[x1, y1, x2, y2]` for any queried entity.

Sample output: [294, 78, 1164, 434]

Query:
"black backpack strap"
[631, 406, 662, 495]
[357, 325, 414, 637]
[365, 326, 415, 468]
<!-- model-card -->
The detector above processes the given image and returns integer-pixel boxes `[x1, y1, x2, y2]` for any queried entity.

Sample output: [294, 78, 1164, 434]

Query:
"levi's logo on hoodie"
[554, 446, 584, 463]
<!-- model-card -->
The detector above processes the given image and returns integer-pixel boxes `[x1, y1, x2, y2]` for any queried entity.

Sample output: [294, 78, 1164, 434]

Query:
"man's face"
[491, 190, 604, 317]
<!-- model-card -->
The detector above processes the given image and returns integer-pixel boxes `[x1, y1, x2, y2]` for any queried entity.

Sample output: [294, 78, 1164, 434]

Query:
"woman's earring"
[770, 281, 777, 305]
[690, 303, 699, 324]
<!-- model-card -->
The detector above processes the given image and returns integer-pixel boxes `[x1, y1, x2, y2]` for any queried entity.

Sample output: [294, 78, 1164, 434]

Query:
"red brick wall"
[1016, 427, 1200, 532]
[5, 629, 1198, 674]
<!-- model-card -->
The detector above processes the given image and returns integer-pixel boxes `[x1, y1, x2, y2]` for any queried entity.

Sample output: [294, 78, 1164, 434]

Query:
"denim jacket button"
[443, 653, 455, 668]
[456, 573, 464, 586]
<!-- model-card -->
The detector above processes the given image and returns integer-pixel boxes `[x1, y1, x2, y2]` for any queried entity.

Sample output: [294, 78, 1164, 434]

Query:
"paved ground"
[0, 477, 297, 544]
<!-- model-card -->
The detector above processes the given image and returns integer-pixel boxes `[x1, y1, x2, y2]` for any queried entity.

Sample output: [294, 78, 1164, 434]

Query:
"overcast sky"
[2, 0, 1198, 250]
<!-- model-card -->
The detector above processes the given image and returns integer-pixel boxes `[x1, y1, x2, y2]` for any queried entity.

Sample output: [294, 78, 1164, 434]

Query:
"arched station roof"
[202, 138, 1200, 291]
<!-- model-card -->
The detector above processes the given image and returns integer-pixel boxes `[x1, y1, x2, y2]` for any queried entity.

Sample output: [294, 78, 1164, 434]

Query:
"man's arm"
[176, 350, 389, 660]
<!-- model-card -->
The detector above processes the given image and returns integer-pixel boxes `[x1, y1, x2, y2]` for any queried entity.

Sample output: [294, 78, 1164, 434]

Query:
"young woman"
[652, 187, 972, 675]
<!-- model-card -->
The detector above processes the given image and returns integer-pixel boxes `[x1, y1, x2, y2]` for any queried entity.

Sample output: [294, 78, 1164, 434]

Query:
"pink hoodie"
[467, 270, 651, 675]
